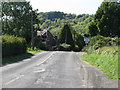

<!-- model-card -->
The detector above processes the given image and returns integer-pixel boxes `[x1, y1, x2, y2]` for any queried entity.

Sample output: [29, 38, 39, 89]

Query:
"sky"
[27, 0, 103, 15]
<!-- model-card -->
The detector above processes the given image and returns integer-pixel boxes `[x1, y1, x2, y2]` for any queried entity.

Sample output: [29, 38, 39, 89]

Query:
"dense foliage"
[35, 12, 92, 51]
[82, 35, 120, 53]
[2, 2, 39, 43]
[2, 35, 27, 57]
[87, 2, 120, 37]
[75, 33, 85, 51]
[58, 24, 85, 51]
[59, 43, 71, 51]
[36, 12, 93, 35]
[59, 24, 75, 50]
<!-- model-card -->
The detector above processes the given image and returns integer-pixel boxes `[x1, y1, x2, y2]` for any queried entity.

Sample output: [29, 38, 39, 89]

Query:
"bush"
[59, 43, 71, 51]
[2, 35, 27, 58]
[73, 45, 79, 52]
[110, 37, 120, 46]
[82, 35, 120, 53]
[82, 35, 108, 52]
[88, 35, 107, 46]
[33, 36, 46, 50]
[75, 33, 85, 51]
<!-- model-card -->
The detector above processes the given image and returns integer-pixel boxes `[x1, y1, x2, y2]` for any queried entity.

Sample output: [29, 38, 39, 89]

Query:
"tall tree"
[2, 2, 39, 43]
[88, 1, 120, 37]
[75, 32, 85, 51]
[87, 21, 98, 36]
[59, 24, 75, 49]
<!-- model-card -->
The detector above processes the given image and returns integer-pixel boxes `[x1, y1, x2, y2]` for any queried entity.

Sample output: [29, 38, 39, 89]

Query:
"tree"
[90, 2, 120, 37]
[2, 2, 39, 43]
[37, 12, 93, 34]
[75, 32, 85, 51]
[87, 21, 99, 36]
[59, 24, 75, 50]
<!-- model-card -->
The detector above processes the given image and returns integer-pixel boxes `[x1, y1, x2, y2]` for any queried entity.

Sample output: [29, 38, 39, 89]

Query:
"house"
[37, 29, 57, 50]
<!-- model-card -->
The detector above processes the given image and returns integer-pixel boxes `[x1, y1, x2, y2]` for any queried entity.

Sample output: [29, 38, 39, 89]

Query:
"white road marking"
[81, 85, 86, 87]
[34, 69, 45, 73]
[36, 52, 56, 66]
[5, 75, 24, 85]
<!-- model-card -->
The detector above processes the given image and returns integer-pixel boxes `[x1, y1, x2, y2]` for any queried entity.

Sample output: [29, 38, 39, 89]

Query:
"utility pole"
[74, 29, 75, 43]
[65, 29, 67, 44]
[31, 11, 34, 50]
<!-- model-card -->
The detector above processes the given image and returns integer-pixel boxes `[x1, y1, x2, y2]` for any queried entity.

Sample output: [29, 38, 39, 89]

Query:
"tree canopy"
[59, 24, 75, 49]
[2, 2, 39, 43]
[88, 2, 120, 37]
[37, 12, 93, 36]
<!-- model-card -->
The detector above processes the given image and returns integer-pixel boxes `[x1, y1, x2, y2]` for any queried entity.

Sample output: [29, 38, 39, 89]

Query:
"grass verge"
[2, 49, 45, 66]
[27, 49, 45, 54]
[82, 46, 119, 79]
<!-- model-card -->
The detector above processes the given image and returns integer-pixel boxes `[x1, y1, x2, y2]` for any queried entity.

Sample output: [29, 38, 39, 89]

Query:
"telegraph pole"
[74, 29, 75, 43]
[65, 29, 67, 44]
[31, 11, 34, 50]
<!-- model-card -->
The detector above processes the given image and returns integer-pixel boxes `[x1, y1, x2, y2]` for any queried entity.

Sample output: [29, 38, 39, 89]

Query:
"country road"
[1, 51, 118, 88]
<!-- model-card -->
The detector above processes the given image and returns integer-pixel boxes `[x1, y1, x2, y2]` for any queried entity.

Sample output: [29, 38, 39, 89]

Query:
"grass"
[27, 49, 45, 54]
[2, 49, 45, 66]
[82, 46, 119, 80]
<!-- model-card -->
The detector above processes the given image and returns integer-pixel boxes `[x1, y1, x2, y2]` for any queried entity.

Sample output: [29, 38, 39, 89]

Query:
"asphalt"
[1, 51, 118, 88]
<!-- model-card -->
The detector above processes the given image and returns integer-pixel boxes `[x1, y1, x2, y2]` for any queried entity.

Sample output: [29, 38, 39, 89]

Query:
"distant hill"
[40, 11, 66, 20]
[36, 11, 93, 35]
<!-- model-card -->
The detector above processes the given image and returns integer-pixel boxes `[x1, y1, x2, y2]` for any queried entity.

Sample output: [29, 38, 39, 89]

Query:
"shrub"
[73, 45, 79, 52]
[82, 35, 108, 52]
[75, 33, 85, 51]
[2, 35, 27, 58]
[88, 35, 107, 46]
[82, 35, 120, 53]
[33, 36, 46, 50]
[110, 37, 120, 46]
[59, 43, 71, 51]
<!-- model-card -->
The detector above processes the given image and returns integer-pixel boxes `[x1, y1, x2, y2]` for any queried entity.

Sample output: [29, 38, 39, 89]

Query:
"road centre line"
[34, 68, 45, 73]
[5, 52, 55, 85]
[36, 52, 56, 66]
[5, 75, 24, 85]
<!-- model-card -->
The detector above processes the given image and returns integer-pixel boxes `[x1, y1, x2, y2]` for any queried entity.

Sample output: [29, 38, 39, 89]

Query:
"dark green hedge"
[2, 35, 27, 58]
[82, 35, 120, 52]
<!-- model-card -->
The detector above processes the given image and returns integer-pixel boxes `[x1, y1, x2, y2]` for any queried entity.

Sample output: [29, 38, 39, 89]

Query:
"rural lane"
[1, 51, 118, 88]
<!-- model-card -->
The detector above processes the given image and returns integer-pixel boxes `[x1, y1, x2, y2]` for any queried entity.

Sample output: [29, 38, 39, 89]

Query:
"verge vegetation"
[82, 35, 120, 79]
[2, 35, 27, 58]
[82, 46, 119, 79]
[2, 48, 45, 65]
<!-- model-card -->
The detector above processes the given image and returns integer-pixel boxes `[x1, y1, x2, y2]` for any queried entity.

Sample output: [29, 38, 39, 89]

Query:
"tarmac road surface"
[1, 51, 118, 88]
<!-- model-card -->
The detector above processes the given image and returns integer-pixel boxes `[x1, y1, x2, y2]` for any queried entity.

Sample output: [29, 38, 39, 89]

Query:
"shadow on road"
[2, 53, 33, 66]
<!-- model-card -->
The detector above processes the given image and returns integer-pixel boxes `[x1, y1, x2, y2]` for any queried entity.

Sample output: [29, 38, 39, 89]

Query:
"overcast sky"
[27, 0, 103, 15]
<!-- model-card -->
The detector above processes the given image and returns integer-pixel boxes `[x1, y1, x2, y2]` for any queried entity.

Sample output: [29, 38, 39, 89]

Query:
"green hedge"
[82, 35, 120, 53]
[2, 35, 27, 58]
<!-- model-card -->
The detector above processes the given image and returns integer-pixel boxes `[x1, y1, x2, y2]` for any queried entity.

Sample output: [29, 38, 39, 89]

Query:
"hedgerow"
[82, 35, 120, 53]
[2, 35, 27, 57]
